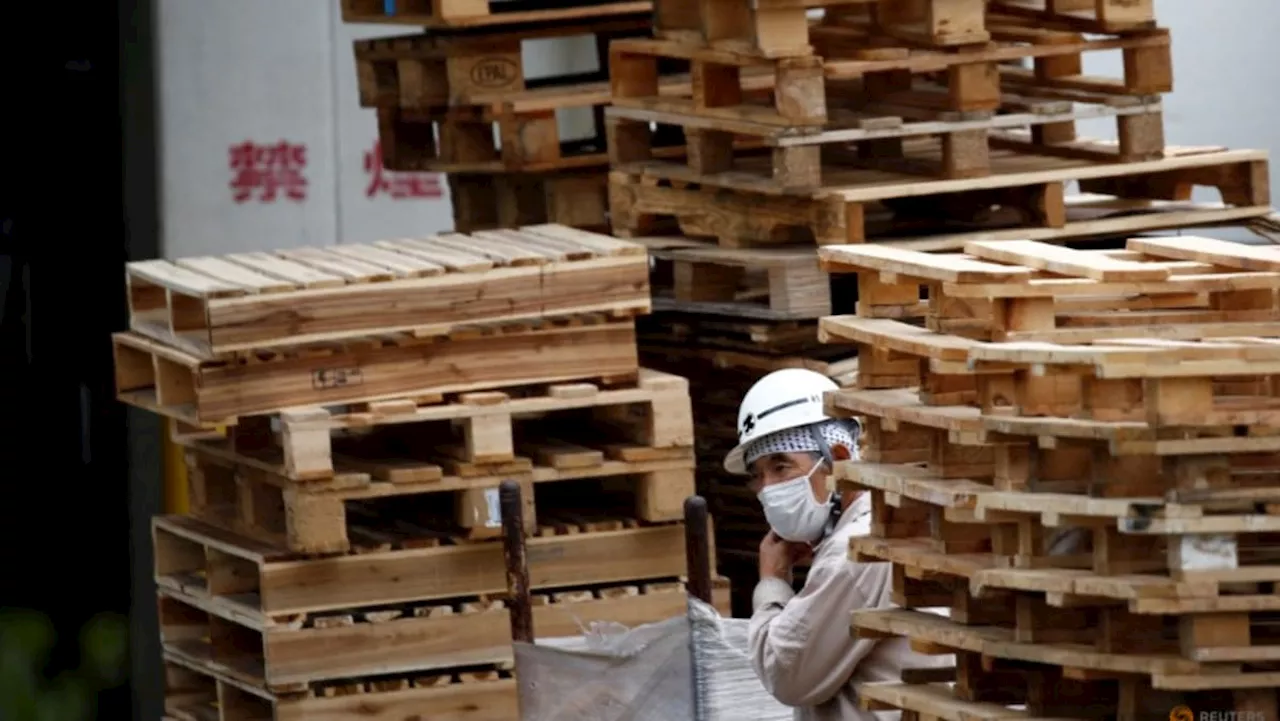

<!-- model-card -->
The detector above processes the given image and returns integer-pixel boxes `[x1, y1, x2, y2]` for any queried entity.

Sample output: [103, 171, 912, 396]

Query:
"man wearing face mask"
[725, 368, 949, 721]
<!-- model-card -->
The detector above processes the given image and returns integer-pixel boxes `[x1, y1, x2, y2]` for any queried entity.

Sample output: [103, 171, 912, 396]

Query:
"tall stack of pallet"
[607, 0, 1272, 248]
[611, 0, 1274, 615]
[113, 225, 730, 721]
[347, 0, 740, 233]
[817, 239, 1280, 720]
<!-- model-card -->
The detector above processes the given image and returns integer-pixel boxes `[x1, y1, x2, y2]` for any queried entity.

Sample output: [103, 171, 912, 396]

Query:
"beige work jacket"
[748, 492, 952, 721]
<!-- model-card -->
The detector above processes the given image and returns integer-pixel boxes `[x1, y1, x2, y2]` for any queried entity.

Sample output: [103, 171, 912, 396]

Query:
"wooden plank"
[374, 238, 496, 272]
[521, 224, 648, 256]
[173, 257, 298, 293]
[819, 317, 979, 361]
[830, 149, 1268, 203]
[129, 260, 249, 297]
[820, 244, 1034, 283]
[275, 247, 399, 281]
[328, 244, 446, 276]
[223, 252, 347, 289]
[963, 239, 1171, 282]
[1127, 236, 1280, 272]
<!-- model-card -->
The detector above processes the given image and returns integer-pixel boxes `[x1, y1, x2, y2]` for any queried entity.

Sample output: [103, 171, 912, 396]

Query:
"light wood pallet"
[173, 366, 693, 484]
[164, 653, 518, 721]
[820, 235, 1280, 344]
[448, 170, 612, 232]
[182, 432, 696, 552]
[340, 0, 651, 29]
[609, 12, 1171, 191]
[124, 224, 648, 358]
[159, 575, 729, 693]
[652, 0, 1157, 59]
[156, 511, 718, 716]
[153, 513, 702, 630]
[852, 676, 1276, 721]
[113, 316, 640, 427]
[610, 143, 1272, 247]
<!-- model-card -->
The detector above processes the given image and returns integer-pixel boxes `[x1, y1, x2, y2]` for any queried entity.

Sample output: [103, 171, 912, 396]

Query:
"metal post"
[500, 479, 534, 643]
[683, 495, 713, 604]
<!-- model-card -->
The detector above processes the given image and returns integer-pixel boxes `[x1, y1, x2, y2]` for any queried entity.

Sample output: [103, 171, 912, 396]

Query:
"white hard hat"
[724, 368, 840, 475]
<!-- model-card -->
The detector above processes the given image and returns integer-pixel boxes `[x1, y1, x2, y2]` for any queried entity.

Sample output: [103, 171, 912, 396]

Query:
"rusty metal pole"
[683, 495, 713, 604]
[500, 479, 534, 643]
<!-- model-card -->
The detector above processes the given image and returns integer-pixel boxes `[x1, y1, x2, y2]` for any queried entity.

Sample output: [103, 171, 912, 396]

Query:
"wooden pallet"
[154, 514, 700, 617]
[113, 318, 639, 427]
[125, 224, 649, 357]
[638, 312, 849, 356]
[448, 170, 611, 232]
[340, 0, 651, 29]
[373, 73, 771, 173]
[182, 367, 692, 483]
[608, 19, 1171, 180]
[820, 236, 1280, 344]
[164, 651, 518, 721]
[610, 145, 1271, 246]
[854, 677, 1276, 721]
[825, 387, 991, 480]
[853, 607, 1280, 692]
[353, 16, 650, 108]
[843, 460, 1280, 582]
[646, 244, 832, 319]
[183, 439, 696, 552]
[159, 577, 729, 692]
[823, 331, 1280, 461]
[609, 78, 1166, 191]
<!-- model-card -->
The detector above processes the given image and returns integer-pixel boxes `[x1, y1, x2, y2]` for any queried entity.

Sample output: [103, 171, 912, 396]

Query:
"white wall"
[1077, 0, 1278, 242]
[157, 0, 594, 257]
[157, 1, 1279, 257]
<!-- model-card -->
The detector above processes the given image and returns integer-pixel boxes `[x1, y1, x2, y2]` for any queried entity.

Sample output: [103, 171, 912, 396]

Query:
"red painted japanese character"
[229, 140, 308, 203]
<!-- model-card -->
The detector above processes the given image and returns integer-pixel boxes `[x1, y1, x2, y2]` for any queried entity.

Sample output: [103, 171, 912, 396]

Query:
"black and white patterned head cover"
[743, 420, 859, 469]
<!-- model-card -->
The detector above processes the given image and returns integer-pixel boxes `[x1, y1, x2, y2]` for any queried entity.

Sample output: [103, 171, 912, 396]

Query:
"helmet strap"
[806, 424, 844, 540]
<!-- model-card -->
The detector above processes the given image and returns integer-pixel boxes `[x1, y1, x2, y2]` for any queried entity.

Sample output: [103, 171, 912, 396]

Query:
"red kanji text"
[229, 140, 309, 203]
[364, 140, 443, 200]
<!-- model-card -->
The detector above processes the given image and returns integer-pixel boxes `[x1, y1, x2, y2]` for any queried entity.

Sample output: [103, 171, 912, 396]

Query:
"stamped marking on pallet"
[469, 57, 519, 88]
[311, 367, 364, 390]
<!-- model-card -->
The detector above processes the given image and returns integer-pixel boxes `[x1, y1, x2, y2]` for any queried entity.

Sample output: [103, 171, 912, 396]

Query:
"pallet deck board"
[125, 225, 650, 357]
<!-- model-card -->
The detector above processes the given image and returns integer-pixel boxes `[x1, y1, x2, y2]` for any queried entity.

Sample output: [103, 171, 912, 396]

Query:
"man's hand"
[759, 531, 813, 584]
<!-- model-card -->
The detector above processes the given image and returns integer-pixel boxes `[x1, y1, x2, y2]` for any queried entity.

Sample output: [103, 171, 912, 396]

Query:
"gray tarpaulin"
[513, 597, 794, 721]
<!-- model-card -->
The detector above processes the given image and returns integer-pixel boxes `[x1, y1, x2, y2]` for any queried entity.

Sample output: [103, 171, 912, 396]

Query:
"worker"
[724, 368, 950, 721]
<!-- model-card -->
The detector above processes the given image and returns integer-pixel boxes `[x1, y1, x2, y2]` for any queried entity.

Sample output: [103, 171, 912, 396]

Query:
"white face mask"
[757, 461, 832, 543]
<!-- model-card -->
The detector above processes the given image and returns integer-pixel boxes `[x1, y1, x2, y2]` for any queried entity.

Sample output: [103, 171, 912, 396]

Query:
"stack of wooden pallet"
[112, 225, 730, 721]
[346, 0, 721, 233]
[614, 0, 1274, 612]
[817, 238, 1280, 720]
[607, 0, 1272, 249]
